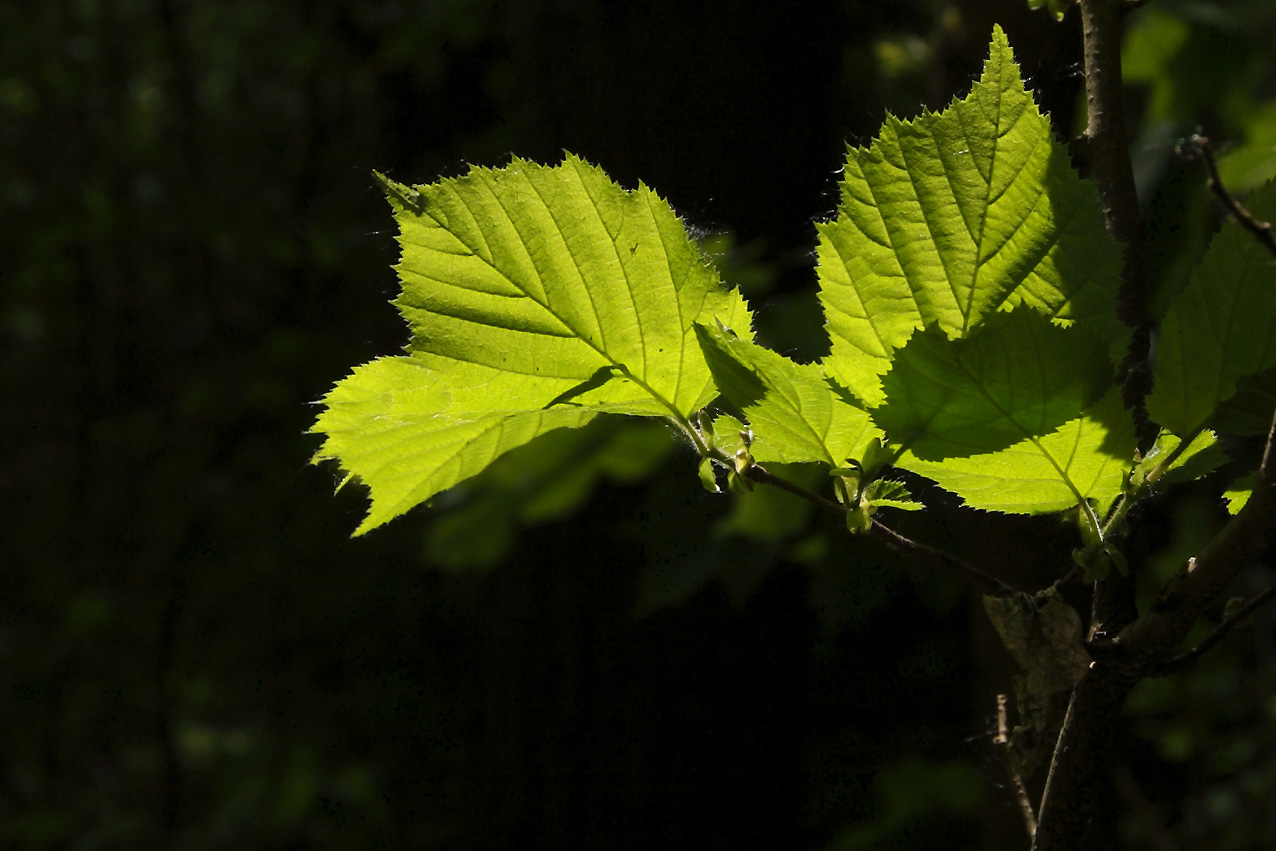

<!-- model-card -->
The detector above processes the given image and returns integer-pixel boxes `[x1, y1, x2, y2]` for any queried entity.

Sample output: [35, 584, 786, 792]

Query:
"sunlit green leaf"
[1132, 429, 1227, 491]
[1224, 471, 1257, 515]
[695, 322, 879, 466]
[381, 157, 752, 414]
[868, 479, 924, 512]
[313, 156, 753, 532]
[314, 357, 607, 534]
[817, 24, 1123, 405]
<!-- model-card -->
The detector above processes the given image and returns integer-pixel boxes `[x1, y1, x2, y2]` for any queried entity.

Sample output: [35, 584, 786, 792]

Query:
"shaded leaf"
[872, 308, 1112, 460]
[1147, 179, 1276, 436]
[1212, 364, 1276, 436]
[898, 390, 1136, 514]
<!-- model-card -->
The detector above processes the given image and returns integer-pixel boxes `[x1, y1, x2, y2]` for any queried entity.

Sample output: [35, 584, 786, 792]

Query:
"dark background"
[5, 1, 1276, 848]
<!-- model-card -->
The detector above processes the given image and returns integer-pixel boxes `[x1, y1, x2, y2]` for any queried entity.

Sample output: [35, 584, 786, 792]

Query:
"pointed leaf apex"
[817, 26, 1123, 406]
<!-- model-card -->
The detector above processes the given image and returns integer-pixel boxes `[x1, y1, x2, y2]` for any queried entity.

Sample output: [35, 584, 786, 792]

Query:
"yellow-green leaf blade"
[312, 356, 660, 534]
[694, 323, 879, 465]
[383, 155, 752, 415]
[898, 390, 1136, 514]
[816, 25, 1123, 405]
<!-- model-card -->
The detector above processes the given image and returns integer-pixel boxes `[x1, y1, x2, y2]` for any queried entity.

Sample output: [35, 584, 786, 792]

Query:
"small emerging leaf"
[868, 479, 924, 512]
[1130, 429, 1227, 491]
[1224, 471, 1257, 515]
[698, 457, 720, 493]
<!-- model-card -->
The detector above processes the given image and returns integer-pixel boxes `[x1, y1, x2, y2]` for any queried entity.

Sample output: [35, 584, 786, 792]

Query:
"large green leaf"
[1147, 179, 1276, 436]
[313, 157, 753, 533]
[382, 155, 752, 415]
[871, 308, 1113, 459]
[694, 323, 879, 466]
[899, 390, 1136, 514]
[816, 24, 1123, 405]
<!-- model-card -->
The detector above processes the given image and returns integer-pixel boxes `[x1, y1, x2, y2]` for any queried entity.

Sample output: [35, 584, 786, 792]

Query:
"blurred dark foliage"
[2, 0, 1275, 848]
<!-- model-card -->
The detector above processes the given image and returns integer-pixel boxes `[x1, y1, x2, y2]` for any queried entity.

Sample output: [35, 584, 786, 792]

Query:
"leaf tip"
[375, 171, 425, 214]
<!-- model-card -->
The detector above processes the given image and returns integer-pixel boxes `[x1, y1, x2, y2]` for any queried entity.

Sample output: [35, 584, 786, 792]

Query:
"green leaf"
[816, 25, 1124, 405]
[898, 390, 1136, 514]
[313, 156, 754, 532]
[1130, 429, 1227, 491]
[313, 357, 610, 534]
[694, 322, 879, 466]
[382, 157, 752, 414]
[698, 456, 720, 493]
[1224, 471, 1257, 515]
[868, 479, 924, 512]
[871, 308, 1113, 460]
[1147, 178, 1276, 436]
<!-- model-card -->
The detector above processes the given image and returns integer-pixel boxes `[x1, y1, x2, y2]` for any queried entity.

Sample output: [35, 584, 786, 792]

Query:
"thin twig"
[742, 464, 1018, 597]
[870, 518, 1017, 597]
[1181, 135, 1276, 260]
[995, 693, 1039, 840]
[1150, 581, 1276, 676]
[745, 463, 845, 517]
